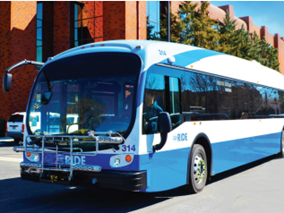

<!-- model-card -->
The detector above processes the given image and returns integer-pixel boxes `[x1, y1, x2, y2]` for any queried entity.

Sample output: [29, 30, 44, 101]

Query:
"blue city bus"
[3, 40, 284, 193]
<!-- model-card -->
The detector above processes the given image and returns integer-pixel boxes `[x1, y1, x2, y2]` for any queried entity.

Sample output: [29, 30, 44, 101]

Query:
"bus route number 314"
[121, 145, 136, 152]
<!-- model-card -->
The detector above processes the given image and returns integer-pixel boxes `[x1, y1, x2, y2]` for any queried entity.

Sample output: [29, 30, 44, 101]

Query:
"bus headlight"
[110, 154, 134, 168]
[25, 152, 40, 162]
[114, 158, 120, 166]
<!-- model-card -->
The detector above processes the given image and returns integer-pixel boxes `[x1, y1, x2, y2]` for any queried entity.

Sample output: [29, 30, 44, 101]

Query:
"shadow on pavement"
[0, 153, 279, 212]
[0, 177, 188, 213]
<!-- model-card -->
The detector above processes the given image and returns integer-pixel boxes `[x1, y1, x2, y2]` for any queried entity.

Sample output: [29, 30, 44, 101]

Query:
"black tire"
[183, 144, 208, 193]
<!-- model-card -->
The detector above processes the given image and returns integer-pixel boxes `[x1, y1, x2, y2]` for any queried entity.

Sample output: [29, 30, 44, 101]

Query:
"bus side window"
[142, 73, 166, 134]
[169, 77, 182, 129]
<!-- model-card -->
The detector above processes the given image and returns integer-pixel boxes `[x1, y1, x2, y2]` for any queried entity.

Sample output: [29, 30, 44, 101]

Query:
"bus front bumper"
[21, 168, 147, 191]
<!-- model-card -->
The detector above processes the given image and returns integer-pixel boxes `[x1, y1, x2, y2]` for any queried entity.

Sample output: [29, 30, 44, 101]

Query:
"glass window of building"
[147, 1, 160, 39]
[36, 2, 43, 62]
[36, 2, 53, 63]
[74, 3, 81, 47]
[73, 2, 98, 47]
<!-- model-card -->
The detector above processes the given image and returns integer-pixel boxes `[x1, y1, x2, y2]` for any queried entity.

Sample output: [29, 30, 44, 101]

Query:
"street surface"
[1, 140, 284, 213]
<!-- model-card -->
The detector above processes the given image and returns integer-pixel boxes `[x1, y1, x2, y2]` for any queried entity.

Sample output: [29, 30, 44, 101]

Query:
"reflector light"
[101, 44, 105, 46]
[81, 46, 85, 49]
[22, 124, 25, 132]
[26, 152, 31, 157]
[125, 155, 132, 163]
[136, 46, 141, 49]
[91, 45, 95, 47]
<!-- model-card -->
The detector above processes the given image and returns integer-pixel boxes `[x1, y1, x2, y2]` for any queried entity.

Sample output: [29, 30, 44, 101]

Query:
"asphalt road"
[1, 140, 284, 213]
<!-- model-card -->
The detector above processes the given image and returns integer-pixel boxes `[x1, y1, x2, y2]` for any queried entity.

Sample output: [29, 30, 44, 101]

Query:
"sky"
[211, 1, 284, 37]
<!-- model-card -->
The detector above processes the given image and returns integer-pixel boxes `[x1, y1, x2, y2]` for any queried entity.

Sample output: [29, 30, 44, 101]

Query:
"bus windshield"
[27, 52, 141, 138]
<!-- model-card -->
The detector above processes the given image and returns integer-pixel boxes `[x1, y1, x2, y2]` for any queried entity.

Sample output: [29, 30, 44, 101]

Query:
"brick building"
[0, 1, 284, 122]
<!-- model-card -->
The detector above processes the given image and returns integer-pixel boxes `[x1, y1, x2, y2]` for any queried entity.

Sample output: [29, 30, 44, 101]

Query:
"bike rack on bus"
[15, 131, 125, 181]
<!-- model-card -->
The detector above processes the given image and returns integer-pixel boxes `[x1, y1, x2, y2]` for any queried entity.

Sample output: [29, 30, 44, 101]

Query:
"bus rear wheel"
[184, 144, 208, 193]
[280, 130, 284, 158]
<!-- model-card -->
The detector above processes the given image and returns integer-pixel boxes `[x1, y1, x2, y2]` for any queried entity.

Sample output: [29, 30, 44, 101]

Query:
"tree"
[218, 11, 238, 54]
[250, 32, 280, 71]
[149, 1, 280, 72]
[229, 26, 253, 60]
[159, 6, 185, 42]
[218, 11, 280, 71]
[159, 1, 221, 49]
[187, 1, 221, 51]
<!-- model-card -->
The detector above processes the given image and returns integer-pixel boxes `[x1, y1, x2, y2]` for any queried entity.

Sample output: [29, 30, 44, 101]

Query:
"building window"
[74, 2, 96, 47]
[36, 2, 43, 62]
[36, 2, 53, 62]
[74, 3, 82, 47]
[72, 2, 104, 47]
[147, 1, 160, 40]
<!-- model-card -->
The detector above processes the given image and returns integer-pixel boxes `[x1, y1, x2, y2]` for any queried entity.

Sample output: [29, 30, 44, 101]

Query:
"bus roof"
[47, 40, 284, 90]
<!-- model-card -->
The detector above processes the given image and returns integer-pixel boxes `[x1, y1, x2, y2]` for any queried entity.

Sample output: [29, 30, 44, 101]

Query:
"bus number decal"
[158, 50, 167, 56]
[121, 145, 136, 152]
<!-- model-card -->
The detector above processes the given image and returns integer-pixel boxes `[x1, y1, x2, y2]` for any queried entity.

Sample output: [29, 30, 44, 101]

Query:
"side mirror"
[41, 91, 52, 105]
[157, 112, 172, 133]
[3, 73, 13, 93]
[153, 112, 172, 152]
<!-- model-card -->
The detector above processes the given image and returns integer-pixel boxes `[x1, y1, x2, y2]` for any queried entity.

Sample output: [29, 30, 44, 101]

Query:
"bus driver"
[143, 89, 163, 134]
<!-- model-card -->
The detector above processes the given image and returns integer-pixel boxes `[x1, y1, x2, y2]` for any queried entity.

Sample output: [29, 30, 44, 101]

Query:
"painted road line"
[0, 137, 14, 142]
[0, 157, 22, 163]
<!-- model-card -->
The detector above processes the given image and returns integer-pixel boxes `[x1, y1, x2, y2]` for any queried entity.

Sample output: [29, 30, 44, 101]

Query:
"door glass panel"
[169, 77, 181, 128]
[142, 73, 165, 134]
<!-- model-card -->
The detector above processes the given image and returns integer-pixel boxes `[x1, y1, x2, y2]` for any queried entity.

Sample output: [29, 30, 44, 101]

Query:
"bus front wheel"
[184, 144, 208, 193]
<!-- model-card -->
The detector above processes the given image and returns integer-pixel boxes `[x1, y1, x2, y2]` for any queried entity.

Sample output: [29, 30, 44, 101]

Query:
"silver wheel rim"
[193, 153, 206, 185]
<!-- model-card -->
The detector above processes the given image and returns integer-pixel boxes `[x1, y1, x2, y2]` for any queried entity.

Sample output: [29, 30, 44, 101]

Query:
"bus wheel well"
[194, 136, 212, 178]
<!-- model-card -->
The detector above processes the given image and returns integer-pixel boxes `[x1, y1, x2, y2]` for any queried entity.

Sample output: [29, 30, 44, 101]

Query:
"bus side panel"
[211, 132, 281, 175]
[138, 147, 190, 192]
